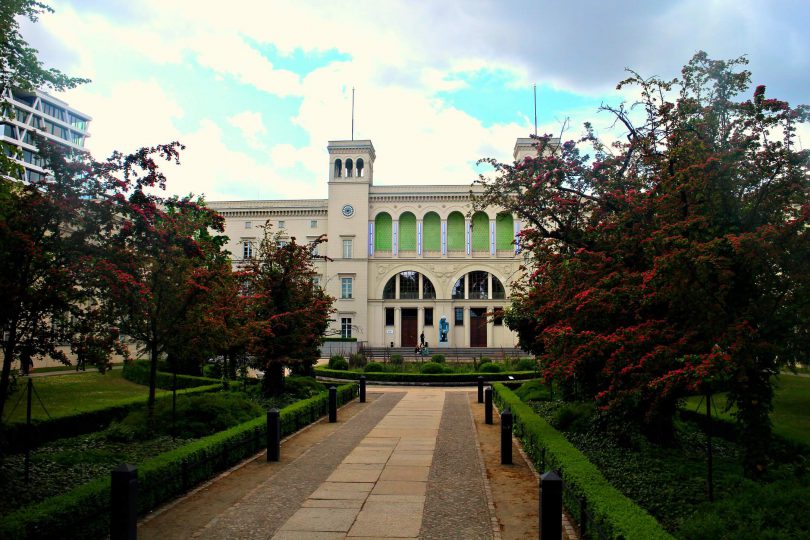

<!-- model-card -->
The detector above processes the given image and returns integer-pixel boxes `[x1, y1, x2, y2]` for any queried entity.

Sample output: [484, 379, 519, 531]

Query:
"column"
[514, 219, 521, 254]
[417, 219, 423, 256]
[487, 304, 494, 347]
[489, 219, 496, 256]
[368, 221, 374, 257]
[465, 218, 471, 256]
[394, 307, 401, 347]
[441, 219, 447, 256]
[392, 220, 399, 257]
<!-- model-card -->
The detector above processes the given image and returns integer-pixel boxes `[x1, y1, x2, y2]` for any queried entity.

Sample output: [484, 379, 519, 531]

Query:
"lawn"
[2, 370, 167, 423]
[683, 373, 810, 447]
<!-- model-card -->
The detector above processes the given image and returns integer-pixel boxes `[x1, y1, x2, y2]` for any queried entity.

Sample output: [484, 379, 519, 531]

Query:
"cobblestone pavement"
[184, 392, 403, 539]
[420, 391, 494, 539]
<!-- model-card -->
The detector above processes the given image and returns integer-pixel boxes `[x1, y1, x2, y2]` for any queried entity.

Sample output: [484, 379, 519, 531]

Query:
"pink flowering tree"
[475, 52, 809, 476]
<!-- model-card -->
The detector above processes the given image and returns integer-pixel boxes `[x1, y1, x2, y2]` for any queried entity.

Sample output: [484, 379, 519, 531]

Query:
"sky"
[22, 0, 810, 201]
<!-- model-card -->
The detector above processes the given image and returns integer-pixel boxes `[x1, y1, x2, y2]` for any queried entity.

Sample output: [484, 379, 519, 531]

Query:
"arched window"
[356, 158, 364, 177]
[471, 211, 489, 252]
[399, 212, 416, 251]
[345, 158, 353, 177]
[423, 212, 440, 253]
[492, 275, 505, 299]
[383, 276, 396, 299]
[334, 159, 342, 178]
[496, 212, 514, 251]
[423, 276, 436, 299]
[468, 271, 488, 299]
[447, 211, 465, 252]
[452, 276, 465, 299]
[399, 271, 418, 299]
[375, 212, 392, 252]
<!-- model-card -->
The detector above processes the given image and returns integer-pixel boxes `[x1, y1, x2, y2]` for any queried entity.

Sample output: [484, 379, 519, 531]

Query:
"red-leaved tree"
[475, 52, 809, 476]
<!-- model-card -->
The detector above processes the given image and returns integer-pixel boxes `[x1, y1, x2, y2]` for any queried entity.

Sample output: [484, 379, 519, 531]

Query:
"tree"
[244, 229, 332, 396]
[92, 150, 229, 415]
[475, 52, 809, 476]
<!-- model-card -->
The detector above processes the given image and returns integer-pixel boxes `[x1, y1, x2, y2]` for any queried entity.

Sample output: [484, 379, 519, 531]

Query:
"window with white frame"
[245, 221, 252, 229]
[278, 220, 285, 229]
[343, 239, 353, 259]
[242, 241, 253, 259]
[310, 220, 318, 228]
[341, 317, 352, 338]
[313, 276, 321, 288]
[341, 277, 353, 299]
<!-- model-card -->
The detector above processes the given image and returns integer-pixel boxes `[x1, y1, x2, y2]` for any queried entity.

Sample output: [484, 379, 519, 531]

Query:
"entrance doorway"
[470, 308, 487, 347]
[401, 308, 418, 347]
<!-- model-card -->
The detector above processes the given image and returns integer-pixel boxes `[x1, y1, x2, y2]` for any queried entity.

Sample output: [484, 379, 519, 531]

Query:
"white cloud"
[227, 111, 268, 150]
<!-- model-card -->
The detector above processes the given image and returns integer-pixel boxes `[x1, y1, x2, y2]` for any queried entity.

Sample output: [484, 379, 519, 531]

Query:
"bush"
[420, 362, 444, 374]
[315, 367, 536, 383]
[514, 380, 550, 402]
[328, 355, 348, 370]
[479, 357, 492, 366]
[431, 354, 445, 363]
[0, 384, 359, 540]
[283, 376, 326, 399]
[552, 402, 595, 433]
[479, 363, 503, 373]
[514, 358, 537, 371]
[202, 362, 222, 379]
[390, 354, 404, 366]
[491, 383, 672, 540]
[349, 353, 366, 369]
[123, 361, 217, 389]
[365, 362, 384, 373]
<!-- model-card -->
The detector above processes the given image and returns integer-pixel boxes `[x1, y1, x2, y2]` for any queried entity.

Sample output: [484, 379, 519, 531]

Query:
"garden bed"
[315, 366, 536, 384]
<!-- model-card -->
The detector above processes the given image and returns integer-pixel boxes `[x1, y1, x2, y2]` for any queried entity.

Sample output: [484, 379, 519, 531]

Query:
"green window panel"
[496, 212, 514, 251]
[447, 211, 465, 251]
[375, 212, 392, 251]
[471, 211, 489, 252]
[423, 212, 441, 252]
[399, 212, 416, 251]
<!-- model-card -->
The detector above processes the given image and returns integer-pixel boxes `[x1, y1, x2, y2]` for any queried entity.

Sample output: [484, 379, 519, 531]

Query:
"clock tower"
[326, 140, 375, 342]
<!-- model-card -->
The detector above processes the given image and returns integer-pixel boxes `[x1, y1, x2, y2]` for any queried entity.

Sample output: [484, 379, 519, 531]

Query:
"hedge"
[122, 361, 219, 389]
[0, 384, 221, 455]
[492, 383, 672, 540]
[315, 367, 537, 383]
[0, 383, 358, 540]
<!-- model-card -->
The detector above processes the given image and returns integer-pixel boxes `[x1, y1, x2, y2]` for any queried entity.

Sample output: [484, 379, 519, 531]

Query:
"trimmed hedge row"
[0, 383, 359, 540]
[492, 383, 672, 540]
[314, 367, 537, 383]
[122, 361, 219, 389]
[0, 384, 221, 454]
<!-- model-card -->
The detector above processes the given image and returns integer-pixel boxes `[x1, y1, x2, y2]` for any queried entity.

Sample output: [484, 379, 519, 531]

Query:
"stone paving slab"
[193, 392, 405, 540]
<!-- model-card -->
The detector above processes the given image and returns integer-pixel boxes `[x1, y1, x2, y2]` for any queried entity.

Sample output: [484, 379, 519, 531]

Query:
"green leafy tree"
[475, 52, 809, 476]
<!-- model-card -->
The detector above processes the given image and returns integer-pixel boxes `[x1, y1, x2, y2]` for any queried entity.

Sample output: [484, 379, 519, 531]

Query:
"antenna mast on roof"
[533, 84, 537, 136]
[351, 87, 355, 141]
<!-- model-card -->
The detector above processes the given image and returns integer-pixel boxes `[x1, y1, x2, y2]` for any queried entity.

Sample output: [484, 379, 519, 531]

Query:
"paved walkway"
[139, 387, 549, 539]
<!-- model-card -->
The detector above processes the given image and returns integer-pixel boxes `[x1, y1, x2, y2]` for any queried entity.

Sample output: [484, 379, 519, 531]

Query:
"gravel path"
[194, 392, 404, 540]
[420, 391, 493, 539]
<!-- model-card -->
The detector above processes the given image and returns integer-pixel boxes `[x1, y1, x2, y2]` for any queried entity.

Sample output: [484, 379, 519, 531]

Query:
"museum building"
[208, 137, 544, 349]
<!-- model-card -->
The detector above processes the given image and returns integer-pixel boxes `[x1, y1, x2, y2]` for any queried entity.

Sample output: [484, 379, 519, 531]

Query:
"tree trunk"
[263, 360, 285, 397]
[0, 335, 18, 421]
[148, 342, 159, 418]
[735, 365, 774, 479]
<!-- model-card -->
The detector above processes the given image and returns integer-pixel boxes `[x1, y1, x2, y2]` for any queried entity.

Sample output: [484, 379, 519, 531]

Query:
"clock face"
[341, 204, 355, 217]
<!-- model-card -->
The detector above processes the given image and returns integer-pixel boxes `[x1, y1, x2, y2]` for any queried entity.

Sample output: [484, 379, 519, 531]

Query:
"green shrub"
[0, 384, 359, 540]
[365, 362, 384, 372]
[349, 353, 367, 369]
[283, 376, 326, 399]
[552, 402, 595, 433]
[514, 380, 550, 402]
[479, 357, 492, 366]
[479, 363, 503, 373]
[491, 383, 672, 540]
[315, 367, 535, 383]
[123, 361, 217, 389]
[431, 354, 446, 363]
[202, 362, 222, 379]
[328, 355, 348, 370]
[679, 478, 810, 540]
[390, 354, 404, 366]
[514, 358, 537, 371]
[420, 362, 444, 374]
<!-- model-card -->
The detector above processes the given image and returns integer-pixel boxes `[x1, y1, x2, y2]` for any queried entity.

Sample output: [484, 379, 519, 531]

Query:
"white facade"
[1, 87, 91, 181]
[209, 137, 547, 349]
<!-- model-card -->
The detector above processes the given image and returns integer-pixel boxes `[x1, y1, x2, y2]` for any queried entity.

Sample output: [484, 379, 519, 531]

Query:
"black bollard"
[501, 408, 513, 465]
[540, 471, 563, 540]
[329, 386, 337, 423]
[484, 387, 493, 425]
[110, 463, 138, 540]
[477, 376, 484, 403]
[360, 376, 367, 403]
[267, 408, 280, 462]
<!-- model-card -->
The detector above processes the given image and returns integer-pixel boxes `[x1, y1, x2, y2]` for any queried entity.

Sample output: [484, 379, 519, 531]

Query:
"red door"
[401, 309, 418, 347]
[470, 308, 487, 347]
